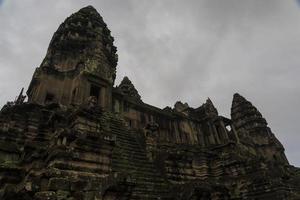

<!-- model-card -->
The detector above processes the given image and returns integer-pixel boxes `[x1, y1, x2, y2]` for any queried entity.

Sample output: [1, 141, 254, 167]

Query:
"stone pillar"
[174, 121, 181, 143]
[231, 125, 240, 143]
[208, 122, 218, 145]
[197, 124, 206, 147]
[189, 121, 198, 145]
[212, 123, 221, 144]
[219, 120, 229, 141]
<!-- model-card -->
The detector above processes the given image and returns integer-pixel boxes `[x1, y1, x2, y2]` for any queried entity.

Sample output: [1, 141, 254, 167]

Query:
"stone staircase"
[238, 178, 291, 200]
[109, 116, 170, 199]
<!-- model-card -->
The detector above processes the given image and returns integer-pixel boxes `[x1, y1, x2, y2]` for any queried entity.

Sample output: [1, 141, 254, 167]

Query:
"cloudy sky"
[0, 0, 299, 165]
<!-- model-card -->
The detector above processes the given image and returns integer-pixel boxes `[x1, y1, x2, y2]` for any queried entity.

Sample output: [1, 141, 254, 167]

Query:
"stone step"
[48, 160, 111, 175]
[112, 164, 158, 174]
[109, 116, 171, 199]
[114, 151, 149, 160]
[47, 168, 107, 180]
[112, 158, 151, 166]
[116, 141, 140, 148]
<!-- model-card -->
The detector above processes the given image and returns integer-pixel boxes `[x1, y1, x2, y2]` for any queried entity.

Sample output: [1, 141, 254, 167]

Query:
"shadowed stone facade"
[0, 6, 300, 200]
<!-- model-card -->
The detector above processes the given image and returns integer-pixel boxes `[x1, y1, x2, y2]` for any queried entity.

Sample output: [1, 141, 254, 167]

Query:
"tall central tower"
[27, 6, 118, 109]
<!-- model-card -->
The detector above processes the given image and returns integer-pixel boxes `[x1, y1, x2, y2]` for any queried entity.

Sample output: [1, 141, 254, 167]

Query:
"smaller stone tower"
[116, 76, 141, 100]
[26, 6, 117, 109]
[231, 93, 288, 164]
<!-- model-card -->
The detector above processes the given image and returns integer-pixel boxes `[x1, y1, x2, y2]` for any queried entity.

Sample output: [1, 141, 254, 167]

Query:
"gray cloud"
[0, 0, 299, 165]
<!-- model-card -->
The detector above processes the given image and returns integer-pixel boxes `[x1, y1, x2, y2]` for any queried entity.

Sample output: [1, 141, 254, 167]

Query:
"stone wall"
[0, 5, 300, 200]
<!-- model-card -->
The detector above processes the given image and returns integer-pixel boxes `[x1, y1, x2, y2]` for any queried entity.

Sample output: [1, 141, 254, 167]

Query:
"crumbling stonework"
[0, 6, 300, 200]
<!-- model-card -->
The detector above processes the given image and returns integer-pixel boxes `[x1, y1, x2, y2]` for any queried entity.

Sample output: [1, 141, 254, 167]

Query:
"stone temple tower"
[231, 93, 288, 164]
[26, 6, 118, 109]
[1, 6, 300, 199]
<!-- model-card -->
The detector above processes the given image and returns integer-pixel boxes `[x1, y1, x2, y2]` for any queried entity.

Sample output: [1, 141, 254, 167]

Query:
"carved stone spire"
[192, 98, 218, 120]
[27, 6, 118, 108]
[204, 98, 218, 116]
[40, 5, 118, 83]
[231, 93, 288, 164]
[231, 93, 267, 132]
[117, 77, 141, 100]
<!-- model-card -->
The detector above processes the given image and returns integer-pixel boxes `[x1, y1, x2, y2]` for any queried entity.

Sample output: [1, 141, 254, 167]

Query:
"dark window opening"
[45, 93, 54, 103]
[90, 84, 101, 102]
[129, 120, 132, 127]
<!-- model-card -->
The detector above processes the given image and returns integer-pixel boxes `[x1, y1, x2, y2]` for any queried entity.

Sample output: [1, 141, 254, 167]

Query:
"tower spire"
[231, 93, 288, 163]
[27, 6, 118, 108]
[41, 5, 117, 78]
[231, 93, 267, 132]
[117, 77, 141, 100]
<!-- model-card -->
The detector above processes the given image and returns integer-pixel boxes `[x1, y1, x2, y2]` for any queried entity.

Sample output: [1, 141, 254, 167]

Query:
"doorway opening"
[90, 84, 101, 103]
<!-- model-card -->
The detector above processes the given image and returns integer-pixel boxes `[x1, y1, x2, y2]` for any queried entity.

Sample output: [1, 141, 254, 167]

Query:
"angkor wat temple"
[0, 6, 299, 200]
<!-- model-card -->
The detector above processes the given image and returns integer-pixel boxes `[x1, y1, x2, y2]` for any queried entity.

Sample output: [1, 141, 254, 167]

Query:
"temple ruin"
[0, 6, 299, 200]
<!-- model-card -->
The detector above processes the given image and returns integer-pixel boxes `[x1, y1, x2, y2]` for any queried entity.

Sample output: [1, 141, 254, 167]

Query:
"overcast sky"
[0, 0, 299, 166]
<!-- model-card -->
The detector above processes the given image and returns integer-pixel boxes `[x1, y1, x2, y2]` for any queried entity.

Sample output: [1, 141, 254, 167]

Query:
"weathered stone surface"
[116, 77, 141, 101]
[0, 5, 299, 200]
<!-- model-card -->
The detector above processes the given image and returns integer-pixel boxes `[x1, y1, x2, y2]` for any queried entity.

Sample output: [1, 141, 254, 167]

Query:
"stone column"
[208, 122, 218, 144]
[212, 124, 221, 144]
[231, 125, 240, 143]
[197, 124, 206, 147]
[219, 120, 229, 141]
